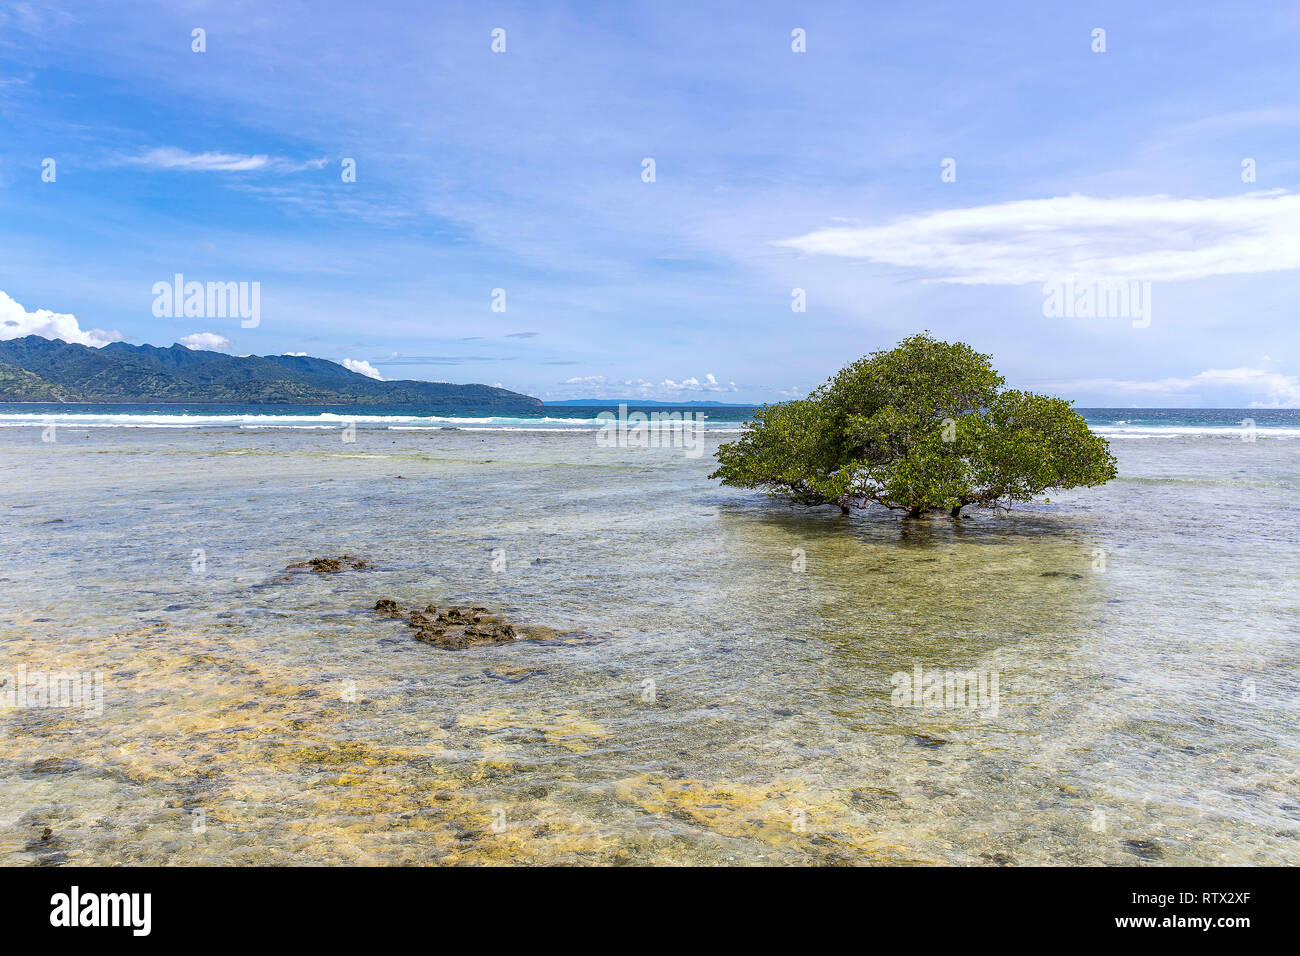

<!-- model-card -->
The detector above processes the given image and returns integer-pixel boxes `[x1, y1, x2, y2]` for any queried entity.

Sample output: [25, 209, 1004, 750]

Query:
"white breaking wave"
[1093, 425, 1300, 439]
[0, 411, 741, 432]
[0, 412, 608, 428]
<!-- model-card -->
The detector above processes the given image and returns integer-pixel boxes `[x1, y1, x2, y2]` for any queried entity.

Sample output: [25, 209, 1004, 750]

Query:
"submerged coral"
[372, 599, 517, 649]
[286, 555, 371, 573]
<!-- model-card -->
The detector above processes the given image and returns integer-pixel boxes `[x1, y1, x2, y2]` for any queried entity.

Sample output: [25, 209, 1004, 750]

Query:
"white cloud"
[777, 191, 1300, 284]
[1049, 368, 1300, 407]
[562, 375, 608, 388]
[342, 358, 383, 380]
[127, 148, 270, 171]
[560, 372, 738, 399]
[657, 373, 736, 393]
[123, 148, 326, 173]
[178, 332, 231, 351]
[0, 290, 123, 347]
[283, 351, 308, 356]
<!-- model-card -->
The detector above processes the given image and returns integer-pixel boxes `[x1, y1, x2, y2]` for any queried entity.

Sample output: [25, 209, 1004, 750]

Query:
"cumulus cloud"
[342, 358, 384, 380]
[0, 290, 123, 347]
[178, 332, 231, 351]
[123, 148, 326, 173]
[1049, 368, 1300, 407]
[657, 373, 737, 393]
[560, 372, 738, 399]
[777, 191, 1300, 284]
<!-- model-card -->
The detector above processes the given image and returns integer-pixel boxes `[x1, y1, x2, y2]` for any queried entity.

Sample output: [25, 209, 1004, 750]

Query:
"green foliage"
[0, 336, 543, 409]
[711, 333, 1117, 517]
[0, 361, 70, 401]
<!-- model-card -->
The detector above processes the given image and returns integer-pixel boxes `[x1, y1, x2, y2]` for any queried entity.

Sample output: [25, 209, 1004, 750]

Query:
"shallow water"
[1, 423, 1297, 865]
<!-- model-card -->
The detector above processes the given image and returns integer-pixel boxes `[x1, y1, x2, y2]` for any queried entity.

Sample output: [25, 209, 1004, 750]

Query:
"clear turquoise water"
[1, 409, 1297, 865]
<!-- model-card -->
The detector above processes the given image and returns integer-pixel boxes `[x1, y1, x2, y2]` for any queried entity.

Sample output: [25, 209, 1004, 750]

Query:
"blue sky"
[2, 0, 1300, 405]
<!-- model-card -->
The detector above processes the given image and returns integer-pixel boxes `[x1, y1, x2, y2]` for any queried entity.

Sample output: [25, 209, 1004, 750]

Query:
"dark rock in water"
[466, 621, 516, 641]
[24, 826, 66, 864]
[529, 628, 606, 646]
[439, 606, 486, 625]
[1121, 839, 1164, 860]
[287, 555, 370, 574]
[372, 600, 518, 650]
[910, 734, 948, 748]
[484, 666, 542, 684]
[1039, 571, 1083, 580]
[27, 757, 82, 776]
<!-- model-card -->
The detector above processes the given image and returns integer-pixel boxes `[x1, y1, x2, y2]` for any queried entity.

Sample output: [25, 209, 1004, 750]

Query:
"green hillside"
[0, 336, 543, 409]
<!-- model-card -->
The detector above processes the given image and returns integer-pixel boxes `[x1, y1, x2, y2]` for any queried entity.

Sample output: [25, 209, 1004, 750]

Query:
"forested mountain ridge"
[0, 336, 543, 408]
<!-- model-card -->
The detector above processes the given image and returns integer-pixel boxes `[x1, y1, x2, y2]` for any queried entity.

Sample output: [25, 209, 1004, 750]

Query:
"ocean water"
[1, 405, 1297, 865]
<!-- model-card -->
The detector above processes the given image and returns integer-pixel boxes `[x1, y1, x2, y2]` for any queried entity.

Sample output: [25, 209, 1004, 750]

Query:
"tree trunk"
[905, 506, 922, 519]
[950, 506, 962, 518]
[840, 504, 850, 515]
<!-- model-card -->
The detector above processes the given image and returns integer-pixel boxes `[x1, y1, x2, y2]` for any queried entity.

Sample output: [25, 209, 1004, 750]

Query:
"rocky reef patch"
[372, 599, 519, 650]
[286, 555, 372, 574]
[272, 557, 601, 651]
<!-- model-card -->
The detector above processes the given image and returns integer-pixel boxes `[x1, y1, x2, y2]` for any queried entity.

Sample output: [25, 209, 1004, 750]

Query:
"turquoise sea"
[3, 402, 1300, 435]
[1, 404, 1297, 864]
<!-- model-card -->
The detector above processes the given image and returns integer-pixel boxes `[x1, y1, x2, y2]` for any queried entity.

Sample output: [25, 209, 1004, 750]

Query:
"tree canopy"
[710, 333, 1117, 518]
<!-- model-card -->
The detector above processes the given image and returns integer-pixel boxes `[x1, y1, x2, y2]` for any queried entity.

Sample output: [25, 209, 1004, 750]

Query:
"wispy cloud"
[778, 191, 1300, 284]
[1047, 368, 1300, 408]
[369, 355, 498, 366]
[122, 147, 326, 173]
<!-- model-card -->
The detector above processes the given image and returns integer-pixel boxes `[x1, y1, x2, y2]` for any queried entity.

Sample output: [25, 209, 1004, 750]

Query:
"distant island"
[0, 336, 543, 409]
